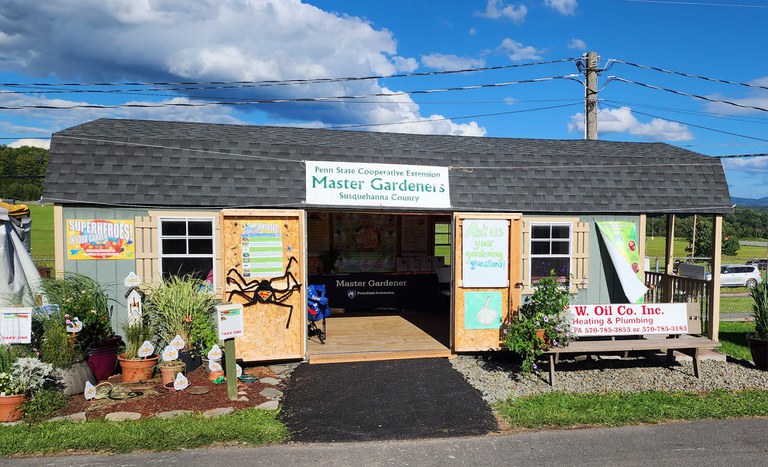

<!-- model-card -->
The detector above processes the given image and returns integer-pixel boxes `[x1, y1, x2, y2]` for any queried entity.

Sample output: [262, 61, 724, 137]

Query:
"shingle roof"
[44, 118, 732, 214]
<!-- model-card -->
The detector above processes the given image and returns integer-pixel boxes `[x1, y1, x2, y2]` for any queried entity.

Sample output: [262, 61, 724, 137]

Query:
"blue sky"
[1, 0, 766, 198]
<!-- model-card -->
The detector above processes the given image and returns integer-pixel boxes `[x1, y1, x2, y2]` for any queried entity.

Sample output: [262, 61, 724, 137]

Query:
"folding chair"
[307, 284, 330, 344]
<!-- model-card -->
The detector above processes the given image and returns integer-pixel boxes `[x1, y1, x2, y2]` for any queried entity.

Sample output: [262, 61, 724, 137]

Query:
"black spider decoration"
[226, 256, 302, 329]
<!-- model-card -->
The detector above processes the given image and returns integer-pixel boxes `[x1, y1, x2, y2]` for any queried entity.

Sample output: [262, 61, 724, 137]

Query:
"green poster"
[596, 221, 646, 303]
[464, 291, 502, 330]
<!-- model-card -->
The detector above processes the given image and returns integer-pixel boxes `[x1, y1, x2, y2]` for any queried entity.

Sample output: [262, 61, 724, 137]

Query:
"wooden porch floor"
[307, 311, 452, 364]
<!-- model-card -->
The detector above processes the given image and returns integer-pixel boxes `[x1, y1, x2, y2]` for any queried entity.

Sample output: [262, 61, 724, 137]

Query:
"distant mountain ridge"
[732, 196, 768, 207]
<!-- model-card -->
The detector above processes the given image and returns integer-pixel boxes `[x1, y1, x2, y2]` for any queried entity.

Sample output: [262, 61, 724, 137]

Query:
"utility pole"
[585, 51, 599, 140]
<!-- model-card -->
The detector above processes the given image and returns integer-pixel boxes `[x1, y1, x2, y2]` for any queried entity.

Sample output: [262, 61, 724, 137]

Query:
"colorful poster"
[0, 307, 32, 344]
[66, 219, 134, 260]
[461, 219, 509, 287]
[332, 213, 397, 272]
[241, 222, 283, 278]
[596, 221, 647, 303]
[464, 291, 502, 330]
[568, 303, 689, 336]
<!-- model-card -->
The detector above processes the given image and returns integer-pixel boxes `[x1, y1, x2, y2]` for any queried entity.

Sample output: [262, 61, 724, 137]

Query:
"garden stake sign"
[216, 305, 245, 401]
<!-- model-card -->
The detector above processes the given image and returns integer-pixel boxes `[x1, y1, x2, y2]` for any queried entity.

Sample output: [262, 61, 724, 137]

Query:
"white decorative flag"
[209, 360, 223, 372]
[207, 344, 222, 361]
[83, 381, 96, 400]
[66, 317, 83, 333]
[137, 340, 155, 358]
[170, 334, 185, 350]
[173, 372, 189, 391]
[162, 345, 179, 362]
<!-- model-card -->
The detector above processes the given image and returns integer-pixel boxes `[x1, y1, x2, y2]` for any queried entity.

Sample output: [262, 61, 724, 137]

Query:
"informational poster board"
[400, 216, 429, 256]
[241, 221, 283, 278]
[461, 219, 509, 287]
[596, 221, 647, 303]
[568, 303, 690, 336]
[66, 219, 134, 259]
[0, 307, 32, 344]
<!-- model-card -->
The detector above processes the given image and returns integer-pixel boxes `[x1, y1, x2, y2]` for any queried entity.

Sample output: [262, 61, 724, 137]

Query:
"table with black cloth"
[308, 272, 440, 312]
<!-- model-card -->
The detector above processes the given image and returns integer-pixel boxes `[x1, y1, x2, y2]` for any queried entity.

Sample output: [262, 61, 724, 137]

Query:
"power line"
[716, 153, 768, 159]
[601, 102, 768, 142]
[0, 58, 579, 90]
[603, 99, 768, 124]
[626, 0, 768, 7]
[607, 59, 768, 91]
[606, 76, 768, 113]
[0, 75, 579, 111]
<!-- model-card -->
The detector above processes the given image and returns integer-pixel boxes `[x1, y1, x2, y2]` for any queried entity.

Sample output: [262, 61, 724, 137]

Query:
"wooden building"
[44, 118, 732, 363]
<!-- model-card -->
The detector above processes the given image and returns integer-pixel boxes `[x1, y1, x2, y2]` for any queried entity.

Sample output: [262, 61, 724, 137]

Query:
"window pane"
[552, 225, 570, 239]
[531, 257, 570, 281]
[188, 221, 212, 236]
[551, 241, 570, 255]
[162, 258, 212, 281]
[434, 233, 450, 245]
[162, 239, 187, 255]
[531, 241, 550, 255]
[435, 223, 451, 234]
[531, 225, 550, 238]
[161, 221, 186, 236]
[189, 239, 213, 254]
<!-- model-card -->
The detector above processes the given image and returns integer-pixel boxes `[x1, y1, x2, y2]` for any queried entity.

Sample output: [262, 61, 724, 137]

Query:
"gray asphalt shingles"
[44, 118, 731, 214]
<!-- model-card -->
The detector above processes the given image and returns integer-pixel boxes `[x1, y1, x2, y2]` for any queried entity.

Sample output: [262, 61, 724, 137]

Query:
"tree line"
[0, 146, 48, 201]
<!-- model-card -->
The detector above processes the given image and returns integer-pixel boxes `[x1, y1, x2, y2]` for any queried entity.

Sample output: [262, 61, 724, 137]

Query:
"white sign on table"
[216, 304, 245, 340]
[567, 303, 691, 337]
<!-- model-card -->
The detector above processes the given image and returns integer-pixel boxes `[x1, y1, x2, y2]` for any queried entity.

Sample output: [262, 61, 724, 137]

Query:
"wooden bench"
[541, 304, 720, 386]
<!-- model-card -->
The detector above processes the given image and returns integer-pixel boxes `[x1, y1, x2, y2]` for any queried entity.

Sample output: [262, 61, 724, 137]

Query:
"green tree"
[0, 146, 48, 200]
[685, 218, 740, 257]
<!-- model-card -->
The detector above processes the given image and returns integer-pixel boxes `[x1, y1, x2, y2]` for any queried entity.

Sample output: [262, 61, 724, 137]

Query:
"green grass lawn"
[28, 204, 54, 260]
[646, 237, 768, 262]
[717, 321, 756, 361]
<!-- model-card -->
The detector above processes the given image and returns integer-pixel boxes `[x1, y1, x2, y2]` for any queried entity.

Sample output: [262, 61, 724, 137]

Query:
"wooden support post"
[663, 214, 676, 302]
[225, 338, 238, 401]
[709, 215, 722, 341]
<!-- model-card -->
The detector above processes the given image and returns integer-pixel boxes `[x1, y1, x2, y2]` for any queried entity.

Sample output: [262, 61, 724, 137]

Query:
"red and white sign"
[216, 304, 244, 339]
[567, 303, 689, 337]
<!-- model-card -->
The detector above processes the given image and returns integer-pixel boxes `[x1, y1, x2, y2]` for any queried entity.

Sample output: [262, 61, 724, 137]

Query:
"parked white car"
[715, 264, 763, 288]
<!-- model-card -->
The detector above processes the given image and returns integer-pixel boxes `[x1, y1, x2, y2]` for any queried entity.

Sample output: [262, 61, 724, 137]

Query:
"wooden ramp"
[308, 312, 452, 364]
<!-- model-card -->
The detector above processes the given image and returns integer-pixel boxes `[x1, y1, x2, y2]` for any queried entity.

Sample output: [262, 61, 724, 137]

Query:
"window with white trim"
[159, 217, 215, 282]
[530, 223, 572, 283]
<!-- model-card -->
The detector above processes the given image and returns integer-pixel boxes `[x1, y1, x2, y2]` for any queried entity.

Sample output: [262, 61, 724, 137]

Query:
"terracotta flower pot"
[0, 394, 25, 422]
[159, 362, 186, 385]
[209, 370, 225, 382]
[118, 354, 159, 383]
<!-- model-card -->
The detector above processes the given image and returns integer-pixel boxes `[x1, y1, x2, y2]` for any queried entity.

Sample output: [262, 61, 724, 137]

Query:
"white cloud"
[722, 157, 768, 173]
[544, 0, 578, 15]
[421, 54, 485, 71]
[568, 38, 587, 50]
[469, 27, 477, 35]
[567, 107, 693, 141]
[498, 39, 544, 62]
[0, 1, 484, 137]
[475, 1, 528, 24]
[8, 139, 50, 149]
[702, 77, 768, 115]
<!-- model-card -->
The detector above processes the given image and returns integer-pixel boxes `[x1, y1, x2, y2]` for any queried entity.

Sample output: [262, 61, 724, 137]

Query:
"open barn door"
[220, 209, 306, 362]
[452, 213, 522, 351]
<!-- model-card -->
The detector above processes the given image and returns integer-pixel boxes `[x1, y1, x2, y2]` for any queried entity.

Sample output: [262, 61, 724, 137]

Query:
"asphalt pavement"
[278, 358, 498, 442]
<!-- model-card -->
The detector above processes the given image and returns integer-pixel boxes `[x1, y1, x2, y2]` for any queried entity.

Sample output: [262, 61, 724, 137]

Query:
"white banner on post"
[567, 303, 690, 337]
[0, 307, 32, 344]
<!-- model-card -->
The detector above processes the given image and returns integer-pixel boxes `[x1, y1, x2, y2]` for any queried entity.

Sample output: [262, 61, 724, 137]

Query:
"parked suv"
[719, 264, 763, 288]
[746, 259, 767, 271]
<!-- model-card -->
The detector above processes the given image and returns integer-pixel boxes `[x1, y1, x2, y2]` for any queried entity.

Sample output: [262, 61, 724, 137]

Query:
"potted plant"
[0, 357, 55, 422]
[501, 271, 575, 374]
[747, 280, 768, 370]
[118, 311, 158, 383]
[158, 343, 186, 387]
[145, 275, 218, 373]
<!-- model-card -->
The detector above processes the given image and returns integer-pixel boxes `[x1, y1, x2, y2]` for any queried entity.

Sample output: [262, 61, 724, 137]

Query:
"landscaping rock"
[57, 362, 97, 396]
[203, 407, 234, 418]
[260, 387, 283, 400]
[238, 396, 249, 402]
[156, 410, 193, 419]
[256, 400, 279, 411]
[105, 412, 142, 422]
[48, 412, 87, 423]
[259, 377, 280, 386]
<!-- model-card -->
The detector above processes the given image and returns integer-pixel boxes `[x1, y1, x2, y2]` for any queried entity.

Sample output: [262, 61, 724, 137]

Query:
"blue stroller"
[307, 284, 330, 344]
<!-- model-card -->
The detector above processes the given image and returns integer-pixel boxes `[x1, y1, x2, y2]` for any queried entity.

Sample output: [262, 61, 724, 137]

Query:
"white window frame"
[158, 216, 217, 284]
[529, 222, 573, 286]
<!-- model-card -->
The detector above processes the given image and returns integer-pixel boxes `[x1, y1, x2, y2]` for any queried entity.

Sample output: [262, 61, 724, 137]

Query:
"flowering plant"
[0, 372, 20, 395]
[0, 358, 55, 396]
[502, 270, 575, 373]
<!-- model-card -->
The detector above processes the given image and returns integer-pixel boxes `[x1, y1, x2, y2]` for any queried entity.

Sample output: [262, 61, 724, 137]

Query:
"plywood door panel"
[452, 213, 521, 352]
[220, 209, 306, 362]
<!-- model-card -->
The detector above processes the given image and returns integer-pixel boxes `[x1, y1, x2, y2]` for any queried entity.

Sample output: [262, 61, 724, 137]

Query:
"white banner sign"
[0, 307, 32, 344]
[461, 219, 509, 288]
[217, 304, 245, 340]
[305, 161, 450, 208]
[567, 303, 690, 337]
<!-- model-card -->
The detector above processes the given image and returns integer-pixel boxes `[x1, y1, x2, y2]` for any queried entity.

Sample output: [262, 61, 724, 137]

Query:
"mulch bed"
[62, 365, 281, 421]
